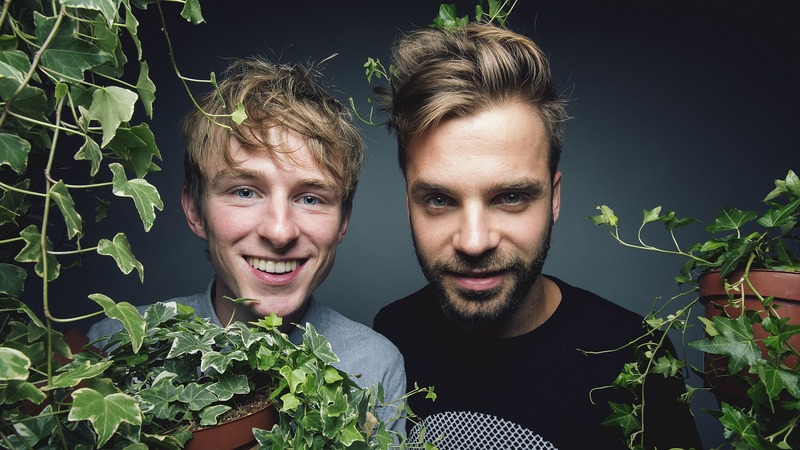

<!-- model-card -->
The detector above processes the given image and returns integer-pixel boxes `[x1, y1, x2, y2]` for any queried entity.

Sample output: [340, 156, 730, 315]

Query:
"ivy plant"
[588, 169, 800, 450]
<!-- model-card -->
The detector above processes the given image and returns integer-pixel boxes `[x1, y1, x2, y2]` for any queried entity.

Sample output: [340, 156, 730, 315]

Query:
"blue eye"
[426, 195, 449, 208]
[501, 193, 522, 204]
[301, 196, 319, 206]
[236, 188, 254, 199]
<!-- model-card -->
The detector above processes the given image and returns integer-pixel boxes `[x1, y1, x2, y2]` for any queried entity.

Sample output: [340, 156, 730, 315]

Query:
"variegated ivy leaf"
[89, 293, 145, 353]
[107, 124, 161, 178]
[0, 60, 25, 83]
[0, 132, 30, 174]
[122, 2, 142, 59]
[177, 382, 218, 410]
[137, 61, 156, 118]
[5, 379, 46, 404]
[50, 181, 83, 239]
[302, 323, 339, 364]
[0, 263, 27, 298]
[88, 86, 138, 147]
[62, 0, 120, 27]
[97, 232, 143, 281]
[69, 388, 142, 447]
[109, 163, 163, 231]
[7, 404, 55, 448]
[0, 79, 49, 120]
[199, 404, 231, 427]
[181, 0, 204, 24]
[51, 359, 112, 389]
[137, 372, 181, 419]
[0, 347, 31, 380]
[144, 301, 179, 329]
[14, 225, 60, 281]
[75, 136, 103, 176]
[0, 50, 35, 81]
[200, 350, 247, 374]
[34, 13, 111, 81]
[280, 366, 309, 395]
[207, 373, 249, 401]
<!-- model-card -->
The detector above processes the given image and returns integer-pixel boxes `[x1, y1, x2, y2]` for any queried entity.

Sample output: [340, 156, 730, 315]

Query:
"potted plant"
[0, 1, 430, 448]
[588, 169, 800, 449]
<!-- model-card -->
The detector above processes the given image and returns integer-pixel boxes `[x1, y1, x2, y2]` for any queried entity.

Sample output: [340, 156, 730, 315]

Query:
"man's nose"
[257, 200, 300, 248]
[452, 204, 500, 257]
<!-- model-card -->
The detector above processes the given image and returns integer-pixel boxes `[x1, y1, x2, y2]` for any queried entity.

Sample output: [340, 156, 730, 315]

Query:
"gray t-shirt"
[87, 282, 407, 436]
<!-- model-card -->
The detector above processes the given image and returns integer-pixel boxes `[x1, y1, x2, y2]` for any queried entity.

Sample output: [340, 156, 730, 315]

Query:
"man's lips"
[246, 256, 304, 274]
[446, 270, 506, 291]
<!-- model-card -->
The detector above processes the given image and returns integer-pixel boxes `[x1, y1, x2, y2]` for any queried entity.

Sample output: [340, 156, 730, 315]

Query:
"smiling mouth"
[247, 257, 301, 274]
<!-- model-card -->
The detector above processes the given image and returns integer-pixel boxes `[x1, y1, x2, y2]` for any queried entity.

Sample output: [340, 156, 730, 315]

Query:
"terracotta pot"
[185, 403, 278, 450]
[699, 269, 800, 402]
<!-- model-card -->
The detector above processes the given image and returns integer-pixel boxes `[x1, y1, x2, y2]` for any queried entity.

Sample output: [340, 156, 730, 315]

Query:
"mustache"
[425, 253, 527, 275]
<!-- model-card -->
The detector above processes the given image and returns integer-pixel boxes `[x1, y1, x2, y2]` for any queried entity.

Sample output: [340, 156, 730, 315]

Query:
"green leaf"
[602, 401, 641, 438]
[231, 100, 247, 124]
[641, 206, 662, 224]
[323, 366, 344, 384]
[89, 293, 146, 353]
[14, 224, 60, 281]
[69, 388, 142, 447]
[180, 0, 205, 24]
[97, 232, 144, 281]
[589, 205, 618, 227]
[689, 315, 761, 374]
[5, 379, 46, 404]
[759, 366, 800, 400]
[122, 3, 142, 59]
[0, 132, 30, 174]
[199, 404, 231, 427]
[207, 373, 249, 401]
[718, 238, 757, 277]
[718, 403, 762, 448]
[50, 180, 84, 239]
[0, 80, 49, 120]
[74, 136, 103, 176]
[35, 13, 111, 81]
[178, 382, 218, 410]
[757, 198, 800, 228]
[144, 301, 178, 328]
[200, 350, 247, 374]
[88, 86, 138, 146]
[0, 347, 31, 380]
[136, 61, 156, 118]
[137, 372, 180, 419]
[166, 327, 217, 359]
[0, 263, 27, 298]
[51, 359, 112, 388]
[431, 3, 468, 29]
[110, 162, 163, 231]
[107, 123, 161, 178]
[62, 0, 120, 27]
[0, 50, 31, 82]
[302, 323, 339, 364]
[706, 207, 758, 233]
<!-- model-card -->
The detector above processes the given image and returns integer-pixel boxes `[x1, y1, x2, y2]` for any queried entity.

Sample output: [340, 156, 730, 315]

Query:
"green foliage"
[589, 170, 800, 449]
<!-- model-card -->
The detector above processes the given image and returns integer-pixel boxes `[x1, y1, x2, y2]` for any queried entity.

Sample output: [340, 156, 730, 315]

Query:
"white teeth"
[248, 257, 299, 274]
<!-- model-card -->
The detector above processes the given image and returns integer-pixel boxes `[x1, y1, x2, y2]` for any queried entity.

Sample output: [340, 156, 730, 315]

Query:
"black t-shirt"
[373, 276, 702, 450]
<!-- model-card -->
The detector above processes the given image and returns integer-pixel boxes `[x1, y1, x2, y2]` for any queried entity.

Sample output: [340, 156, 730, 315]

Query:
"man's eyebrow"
[209, 167, 258, 187]
[408, 180, 450, 196]
[490, 178, 548, 193]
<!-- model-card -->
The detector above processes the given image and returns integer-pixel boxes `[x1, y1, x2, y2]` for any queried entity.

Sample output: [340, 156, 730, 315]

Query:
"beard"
[412, 218, 553, 325]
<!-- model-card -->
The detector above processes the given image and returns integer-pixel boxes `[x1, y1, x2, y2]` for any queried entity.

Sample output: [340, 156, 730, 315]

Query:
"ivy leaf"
[718, 403, 763, 448]
[178, 382, 218, 410]
[74, 136, 103, 176]
[69, 388, 142, 447]
[200, 350, 247, 374]
[50, 180, 84, 239]
[431, 3, 469, 29]
[0, 80, 49, 120]
[0, 132, 30, 174]
[199, 404, 231, 427]
[642, 206, 662, 224]
[181, 0, 205, 24]
[97, 232, 144, 281]
[51, 359, 112, 388]
[107, 123, 161, 178]
[706, 207, 758, 233]
[207, 373, 249, 401]
[110, 162, 163, 231]
[5, 379, 46, 404]
[88, 86, 137, 146]
[231, 100, 247, 124]
[602, 401, 641, 437]
[15, 225, 60, 281]
[589, 205, 618, 227]
[166, 328, 216, 359]
[0, 347, 31, 381]
[0, 263, 27, 298]
[302, 323, 339, 364]
[759, 366, 800, 400]
[144, 301, 178, 328]
[718, 239, 757, 277]
[62, 0, 120, 27]
[89, 293, 145, 353]
[757, 198, 800, 228]
[137, 372, 180, 419]
[136, 61, 156, 118]
[689, 315, 761, 374]
[35, 13, 111, 81]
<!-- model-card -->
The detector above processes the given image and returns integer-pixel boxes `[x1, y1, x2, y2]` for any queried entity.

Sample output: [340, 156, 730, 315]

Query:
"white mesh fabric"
[409, 410, 558, 449]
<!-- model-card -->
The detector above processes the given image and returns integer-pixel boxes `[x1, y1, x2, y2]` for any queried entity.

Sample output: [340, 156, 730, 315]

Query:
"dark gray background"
[30, 1, 798, 448]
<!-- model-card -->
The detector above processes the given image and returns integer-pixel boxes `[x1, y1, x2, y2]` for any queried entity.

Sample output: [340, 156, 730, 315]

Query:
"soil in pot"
[185, 395, 277, 450]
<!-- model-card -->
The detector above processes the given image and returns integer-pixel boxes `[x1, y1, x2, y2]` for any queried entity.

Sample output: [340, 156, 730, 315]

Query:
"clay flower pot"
[698, 269, 800, 402]
[185, 402, 278, 450]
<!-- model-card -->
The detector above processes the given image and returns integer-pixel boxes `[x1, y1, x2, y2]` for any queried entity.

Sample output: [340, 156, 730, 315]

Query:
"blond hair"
[182, 58, 365, 210]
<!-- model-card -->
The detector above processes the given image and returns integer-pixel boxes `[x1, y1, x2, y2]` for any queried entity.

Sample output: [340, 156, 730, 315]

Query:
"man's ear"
[337, 201, 353, 243]
[182, 186, 207, 240]
[551, 170, 562, 223]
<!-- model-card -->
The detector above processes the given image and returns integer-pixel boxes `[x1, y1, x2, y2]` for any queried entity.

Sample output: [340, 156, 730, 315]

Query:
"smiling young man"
[88, 58, 405, 433]
[372, 24, 702, 449]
